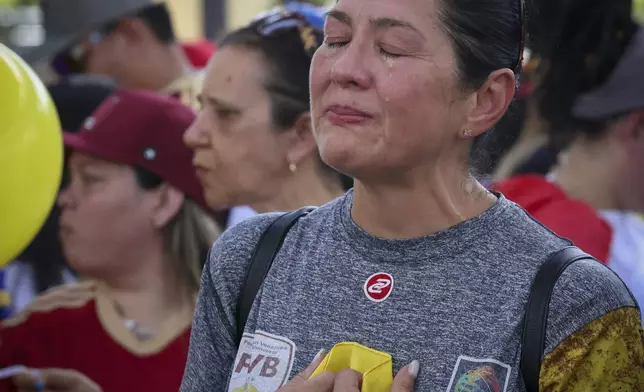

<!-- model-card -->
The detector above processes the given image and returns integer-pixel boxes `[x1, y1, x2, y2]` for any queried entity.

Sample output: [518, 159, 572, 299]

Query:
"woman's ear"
[464, 69, 517, 137]
[150, 184, 185, 229]
[613, 111, 644, 142]
[283, 112, 317, 167]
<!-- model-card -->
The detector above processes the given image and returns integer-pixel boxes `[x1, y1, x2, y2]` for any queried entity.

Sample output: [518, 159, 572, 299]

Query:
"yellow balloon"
[635, 0, 644, 22]
[0, 44, 63, 267]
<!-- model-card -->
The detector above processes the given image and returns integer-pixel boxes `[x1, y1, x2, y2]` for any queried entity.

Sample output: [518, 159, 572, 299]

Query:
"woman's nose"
[57, 185, 73, 209]
[183, 114, 209, 149]
[329, 43, 373, 90]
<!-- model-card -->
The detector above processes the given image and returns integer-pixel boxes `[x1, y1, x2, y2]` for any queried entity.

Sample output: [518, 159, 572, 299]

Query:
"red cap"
[63, 89, 208, 211]
[182, 40, 216, 68]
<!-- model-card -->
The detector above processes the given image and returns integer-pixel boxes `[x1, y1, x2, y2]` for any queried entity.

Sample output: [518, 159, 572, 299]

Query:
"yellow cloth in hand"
[310, 342, 393, 392]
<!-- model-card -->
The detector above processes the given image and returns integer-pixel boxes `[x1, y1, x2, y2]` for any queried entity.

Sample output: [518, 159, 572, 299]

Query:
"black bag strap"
[521, 246, 594, 391]
[235, 207, 315, 344]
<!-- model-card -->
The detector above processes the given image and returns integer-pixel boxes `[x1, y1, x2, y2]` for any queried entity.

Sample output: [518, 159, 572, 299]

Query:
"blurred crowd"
[0, 0, 643, 391]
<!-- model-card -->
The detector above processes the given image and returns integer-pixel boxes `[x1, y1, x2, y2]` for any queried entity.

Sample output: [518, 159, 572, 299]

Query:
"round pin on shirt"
[364, 272, 394, 302]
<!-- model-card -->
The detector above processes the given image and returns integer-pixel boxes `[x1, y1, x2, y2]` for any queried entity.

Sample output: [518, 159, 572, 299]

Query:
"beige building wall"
[163, 0, 204, 40]
[226, 0, 273, 30]
[163, 0, 276, 38]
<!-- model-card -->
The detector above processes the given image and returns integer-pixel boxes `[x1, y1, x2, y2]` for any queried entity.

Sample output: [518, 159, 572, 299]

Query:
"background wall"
[225, 0, 271, 30]
[163, 0, 204, 40]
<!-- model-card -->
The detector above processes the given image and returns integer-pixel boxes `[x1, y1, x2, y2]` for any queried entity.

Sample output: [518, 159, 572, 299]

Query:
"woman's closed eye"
[215, 108, 234, 119]
[379, 46, 402, 58]
[79, 170, 105, 185]
[325, 39, 401, 59]
[324, 39, 348, 49]
[212, 105, 240, 122]
[67, 172, 103, 193]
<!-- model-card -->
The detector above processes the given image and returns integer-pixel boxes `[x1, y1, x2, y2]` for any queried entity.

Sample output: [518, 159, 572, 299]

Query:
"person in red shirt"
[0, 90, 220, 392]
[494, 174, 613, 262]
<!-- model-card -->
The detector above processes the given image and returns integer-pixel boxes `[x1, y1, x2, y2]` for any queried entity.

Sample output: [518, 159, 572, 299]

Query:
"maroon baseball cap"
[63, 89, 208, 210]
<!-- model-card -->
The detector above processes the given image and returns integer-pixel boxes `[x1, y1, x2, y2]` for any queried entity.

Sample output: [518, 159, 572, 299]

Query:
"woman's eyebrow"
[325, 10, 423, 38]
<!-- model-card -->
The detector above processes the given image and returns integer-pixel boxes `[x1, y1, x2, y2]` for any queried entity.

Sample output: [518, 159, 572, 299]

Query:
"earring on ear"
[462, 129, 473, 138]
[289, 163, 297, 173]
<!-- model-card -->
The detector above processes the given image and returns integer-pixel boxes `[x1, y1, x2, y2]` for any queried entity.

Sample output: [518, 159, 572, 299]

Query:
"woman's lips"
[325, 105, 373, 126]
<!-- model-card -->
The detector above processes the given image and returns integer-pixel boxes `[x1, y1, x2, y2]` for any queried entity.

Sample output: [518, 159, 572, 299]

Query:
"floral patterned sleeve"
[540, 306, 644, 391]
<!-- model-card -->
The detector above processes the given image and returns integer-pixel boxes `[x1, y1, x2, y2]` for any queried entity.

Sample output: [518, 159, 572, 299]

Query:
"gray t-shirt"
[180, 192, 637, 391]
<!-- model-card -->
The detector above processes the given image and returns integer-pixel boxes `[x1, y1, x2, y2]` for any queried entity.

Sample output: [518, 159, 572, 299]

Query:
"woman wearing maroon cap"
[0, 90, 220, 392]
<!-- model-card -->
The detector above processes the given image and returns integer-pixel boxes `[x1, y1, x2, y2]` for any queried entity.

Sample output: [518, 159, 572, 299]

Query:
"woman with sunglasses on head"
[0, 90, 220, 392]
[494, 0, 644, 323]
[183, 8, 349, 224]
[182, 1, 644, 392]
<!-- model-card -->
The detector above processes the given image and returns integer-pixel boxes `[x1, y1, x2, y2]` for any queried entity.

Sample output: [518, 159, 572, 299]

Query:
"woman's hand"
[277, 350, 419, 392]
[331, 361, 419, 392]
[12, 368, 102, 392]
[277, 350, 336, 392]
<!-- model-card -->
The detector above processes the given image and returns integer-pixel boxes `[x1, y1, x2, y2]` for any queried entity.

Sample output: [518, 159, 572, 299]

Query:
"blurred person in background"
[4, 76, 116, 315]
[0, 90, 220, 392]
[472, 0, 601, 182]
[199, 4, 331, 228]
[184, 9, 350, 220]
[494, 0, 644, 321]
[18, 0, 211, 109]
[18, 0, 226, 226]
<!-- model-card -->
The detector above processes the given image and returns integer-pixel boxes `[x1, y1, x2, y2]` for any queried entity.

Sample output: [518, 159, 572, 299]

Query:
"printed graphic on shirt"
[445, 356, 511, 392]
[363, 272, 394, 303]
[228, 330, 296, 392]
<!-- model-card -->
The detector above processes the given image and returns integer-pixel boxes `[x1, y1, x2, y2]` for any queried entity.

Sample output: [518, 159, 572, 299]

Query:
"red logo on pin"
[364, 272, 394, 303]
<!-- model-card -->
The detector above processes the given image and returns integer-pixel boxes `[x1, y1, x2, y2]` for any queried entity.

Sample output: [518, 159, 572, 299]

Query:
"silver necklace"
[123, 319, 157, 341]
[112, 301, 157, 341]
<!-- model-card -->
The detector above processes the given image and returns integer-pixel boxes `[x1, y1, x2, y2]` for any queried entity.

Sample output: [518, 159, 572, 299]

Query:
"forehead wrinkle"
[327, 6, 425, 42]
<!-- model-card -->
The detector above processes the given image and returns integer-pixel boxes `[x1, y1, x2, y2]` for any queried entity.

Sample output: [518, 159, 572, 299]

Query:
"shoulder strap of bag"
[521, 246, 594, 391]
[235, 207, 316, 345]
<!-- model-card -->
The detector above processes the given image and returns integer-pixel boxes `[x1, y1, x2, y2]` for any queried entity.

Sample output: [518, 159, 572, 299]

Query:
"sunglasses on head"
[252, 9, 320, 58]
[51, 22, 119, 76]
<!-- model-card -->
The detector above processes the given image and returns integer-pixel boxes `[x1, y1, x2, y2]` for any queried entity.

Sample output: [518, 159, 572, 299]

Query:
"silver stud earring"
[462, 129, 473, 138]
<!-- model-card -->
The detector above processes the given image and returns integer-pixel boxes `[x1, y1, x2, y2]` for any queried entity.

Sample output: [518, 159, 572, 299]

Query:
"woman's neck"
[351, 168, 497, 239]
[251, 164, 345, 213]
[553, 140, 620, 210]
[102, 252, 192, 331]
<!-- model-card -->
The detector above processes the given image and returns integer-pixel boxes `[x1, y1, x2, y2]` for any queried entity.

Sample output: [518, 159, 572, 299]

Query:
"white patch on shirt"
[228, 330, 296, 392]
[445, 355, 512, 392]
